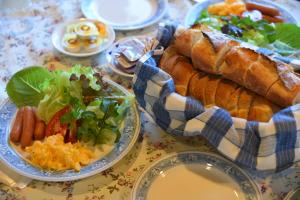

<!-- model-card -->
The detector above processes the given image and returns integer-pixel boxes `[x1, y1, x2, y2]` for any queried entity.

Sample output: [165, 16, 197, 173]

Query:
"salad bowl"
[184, 0, 300, 58]
[185, 0, 298, 27]
[0, 77, 141, 182]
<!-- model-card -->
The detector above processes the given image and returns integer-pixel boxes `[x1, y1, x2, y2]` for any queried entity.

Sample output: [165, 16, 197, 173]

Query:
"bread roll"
[237, 89, 254, 119]
[160, 46, 197, 96]
[189, 73, 209, 105]
[226, 87, 243, 117]
[248, 95, 279, 122]
[204, 75, 222, 107]
[215, 79, 239, 108]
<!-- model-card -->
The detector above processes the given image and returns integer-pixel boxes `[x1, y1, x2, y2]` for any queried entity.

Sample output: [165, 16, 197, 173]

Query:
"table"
[0, 0, 300, 199]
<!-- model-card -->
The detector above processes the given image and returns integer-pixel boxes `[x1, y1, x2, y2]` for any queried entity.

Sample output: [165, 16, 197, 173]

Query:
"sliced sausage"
[262, 14, 284, 23]
[246, 2, 280, 17]
[20, 106, 35, 148]
[10, 107, 24, 143]
[32, 108, 45, 140]
[34, 121, 45, 140]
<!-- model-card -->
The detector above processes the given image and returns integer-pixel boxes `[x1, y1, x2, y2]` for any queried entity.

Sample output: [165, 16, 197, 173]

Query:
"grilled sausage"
[246, 2, 280, 17]
[10, 108, 24, 143]
[262, 14, 284, 23]
[33, 108, 45, 140]
[20, 106, 35, 148]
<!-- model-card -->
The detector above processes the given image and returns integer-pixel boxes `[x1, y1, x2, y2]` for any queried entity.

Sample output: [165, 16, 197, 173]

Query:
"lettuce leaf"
[70, 65, 101, 91]
[275, 23, 300, 49]
[270, 40, 298, 56]
[77, 95, 133, 145]
[86, 100, 105, 119]
[37, 70, 83, 123]
[36, 66, 101, 123]
[6, 66, 52, 107]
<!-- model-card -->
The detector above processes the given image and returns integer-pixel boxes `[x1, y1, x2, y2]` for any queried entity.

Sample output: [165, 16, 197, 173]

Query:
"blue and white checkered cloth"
[133, 23, 300, 171]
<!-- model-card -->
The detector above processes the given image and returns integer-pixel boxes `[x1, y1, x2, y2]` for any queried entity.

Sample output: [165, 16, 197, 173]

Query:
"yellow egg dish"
[62, 33, 81, 53]
[25, 134, 95, 171]
[83, 37, 103, 52]
[75, 21, 99, 40]
[66, 24, 77, 34]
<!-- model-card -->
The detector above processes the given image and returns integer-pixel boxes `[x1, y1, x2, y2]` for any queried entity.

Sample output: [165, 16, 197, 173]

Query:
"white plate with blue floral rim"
[284, 187, 300, 200]
[184, 0, 299, 27]
[0, 78, 140, 182]
[132, 151, 262, 200]
[81, 0, 168, 31]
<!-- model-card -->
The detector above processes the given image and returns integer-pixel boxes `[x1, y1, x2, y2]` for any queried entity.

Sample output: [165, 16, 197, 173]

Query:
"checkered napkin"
[132, 23, 300, 172]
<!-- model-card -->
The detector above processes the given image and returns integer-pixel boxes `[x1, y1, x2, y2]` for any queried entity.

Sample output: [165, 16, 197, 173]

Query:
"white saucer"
[81, 0, 168, 30]
[51, 18, 115, 57]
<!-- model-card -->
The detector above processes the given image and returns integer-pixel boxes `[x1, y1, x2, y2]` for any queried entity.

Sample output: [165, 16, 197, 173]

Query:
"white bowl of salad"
[185, 0, 300, 57]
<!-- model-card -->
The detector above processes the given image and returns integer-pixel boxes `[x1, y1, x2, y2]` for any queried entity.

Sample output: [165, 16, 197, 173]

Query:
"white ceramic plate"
[185, 0, 298, 27]
[132, 151, 261, 200]
[51, 18, 115, 57]
[81, 0, 168, 31]
[0, 78, 140, 182]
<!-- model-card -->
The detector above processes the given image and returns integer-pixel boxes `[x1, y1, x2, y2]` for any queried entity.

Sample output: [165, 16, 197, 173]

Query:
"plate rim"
[80, 0, 168, 31]
[0, 78, 141, 182]
[132, 151, 262, 200]
[284, 186, 300, 200]
[184, 0, 299, 27]
[51, 18, 116, 57]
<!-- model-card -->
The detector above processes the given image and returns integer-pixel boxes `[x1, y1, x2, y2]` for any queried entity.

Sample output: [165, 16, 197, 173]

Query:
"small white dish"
[52, 18, 115, 57]
[81, 0, 168, 31]
[132, 151, 261, 200]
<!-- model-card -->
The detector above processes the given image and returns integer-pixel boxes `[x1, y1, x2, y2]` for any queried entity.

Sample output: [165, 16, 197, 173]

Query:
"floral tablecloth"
[0, 0, 300, 199]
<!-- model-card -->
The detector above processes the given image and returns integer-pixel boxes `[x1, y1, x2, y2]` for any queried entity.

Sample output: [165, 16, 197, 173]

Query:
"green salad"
[6, 65, 134, 145]
[196, 10, 300, 56]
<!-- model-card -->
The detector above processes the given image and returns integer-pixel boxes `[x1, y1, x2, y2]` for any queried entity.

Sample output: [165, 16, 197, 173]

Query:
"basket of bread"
[133, 23, 300, 172]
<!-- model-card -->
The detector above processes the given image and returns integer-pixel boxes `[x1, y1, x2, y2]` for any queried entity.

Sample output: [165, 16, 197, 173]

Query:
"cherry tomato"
[45, 106, 71, 137]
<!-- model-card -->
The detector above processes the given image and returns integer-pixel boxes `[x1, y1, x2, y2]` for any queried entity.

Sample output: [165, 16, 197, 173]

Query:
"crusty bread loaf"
[160, 46, 198, 96]
[189, 73, 209, 105]
[160, 46, 281, 122]
[248, 95, 279, 122]
[174, 27, 300, 107]
[215, 79, 239, 109]
[237, 89, 254, 119]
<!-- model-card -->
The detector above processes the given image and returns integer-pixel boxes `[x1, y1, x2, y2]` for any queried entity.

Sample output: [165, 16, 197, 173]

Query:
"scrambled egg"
[25, 135, 95, 171]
